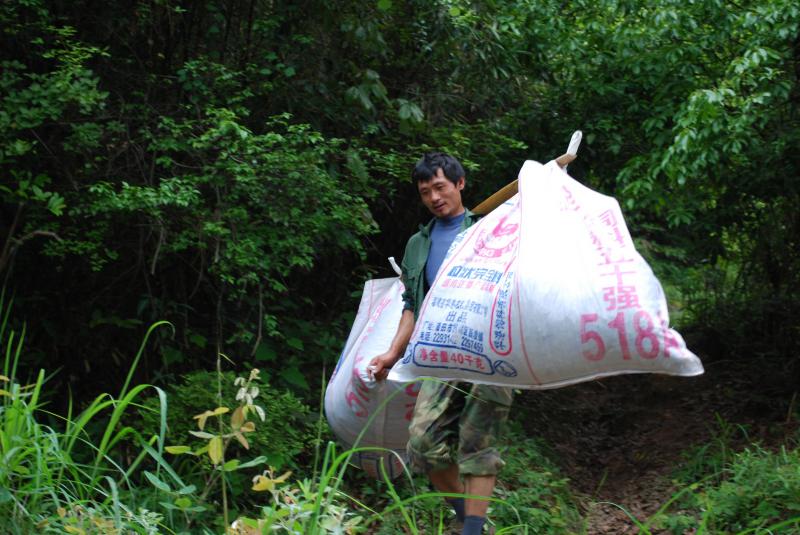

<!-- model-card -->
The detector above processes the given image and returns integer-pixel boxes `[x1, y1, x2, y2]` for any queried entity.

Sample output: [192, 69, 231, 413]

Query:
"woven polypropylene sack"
[388, 160, 704, 388]
[324, 276, 419, 478]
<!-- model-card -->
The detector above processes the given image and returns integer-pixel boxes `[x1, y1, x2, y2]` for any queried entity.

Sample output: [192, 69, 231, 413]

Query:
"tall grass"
[606, 417, 800, 535]
[0, 287, 605, 533]
[0, 290, 177, 533]
[229, 378, 543, 534]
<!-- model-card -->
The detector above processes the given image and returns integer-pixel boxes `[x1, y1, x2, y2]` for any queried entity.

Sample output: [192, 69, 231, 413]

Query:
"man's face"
[417, 168, 465, 219]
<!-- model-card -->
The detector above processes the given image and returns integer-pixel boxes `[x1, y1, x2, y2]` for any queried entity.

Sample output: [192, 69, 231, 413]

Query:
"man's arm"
[368, 308, 415, 381]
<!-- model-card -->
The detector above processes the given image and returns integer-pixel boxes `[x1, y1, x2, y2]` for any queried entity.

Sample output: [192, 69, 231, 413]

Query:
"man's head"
[412, 152, 466, 219]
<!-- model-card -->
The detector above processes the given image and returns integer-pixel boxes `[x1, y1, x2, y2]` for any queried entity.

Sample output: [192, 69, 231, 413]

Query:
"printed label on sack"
[404, 203, 520, 378]
[563, 184, 683, 363]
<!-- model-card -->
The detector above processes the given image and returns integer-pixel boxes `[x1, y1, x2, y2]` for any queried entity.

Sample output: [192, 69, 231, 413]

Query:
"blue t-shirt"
[425, 211, 466, 288]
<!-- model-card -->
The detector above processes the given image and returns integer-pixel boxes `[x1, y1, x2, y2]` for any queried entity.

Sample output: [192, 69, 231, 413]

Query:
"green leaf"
[222, 459, 241, 472]
[280, 366, 309, 390]
[188, 430, 215, 439]
[346, 149, 368, 181]
[177, 485, 197, 495]
[286, 337, 304, 350]
[208, 436, 223, 465]
[162, 346, 185, 365]
[144, 471, 171, 492]
[377, 0, 392, 11]
[236, 455, 269, 469]
[398, 104, 410, 120]
[165, 445, 192, 455]
[184, 505, 207, 513]
[255, 343, 277, 362]
[175, 497, 192, 509]
[188, 333, 207, 348]
[47, 193, 66, 216]
[359, 88, 374, 110]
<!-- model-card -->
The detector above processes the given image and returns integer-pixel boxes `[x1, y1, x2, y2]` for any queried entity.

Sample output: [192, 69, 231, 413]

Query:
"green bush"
[0, 318, 174, 534]
[656, 445, 800, 534]
[492, 422, 583, 534]
[140, 370, 318, 472]
[671, 416, 751, 486]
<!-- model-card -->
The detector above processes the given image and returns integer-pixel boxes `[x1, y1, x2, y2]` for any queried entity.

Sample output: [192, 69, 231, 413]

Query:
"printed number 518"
[580, 311, 679, 361]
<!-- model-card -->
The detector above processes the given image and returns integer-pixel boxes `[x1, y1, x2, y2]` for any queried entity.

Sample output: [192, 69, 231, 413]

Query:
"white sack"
[324, 274, 419, 479]
[389, 160, 704, 388]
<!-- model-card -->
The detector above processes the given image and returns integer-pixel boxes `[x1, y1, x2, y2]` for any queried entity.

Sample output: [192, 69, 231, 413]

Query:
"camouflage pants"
[407, 381, 513, 477]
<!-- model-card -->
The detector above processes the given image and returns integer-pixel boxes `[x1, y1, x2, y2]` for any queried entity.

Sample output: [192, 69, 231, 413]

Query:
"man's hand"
[368, 309, 415, 382]
[368, 352, 398, 381]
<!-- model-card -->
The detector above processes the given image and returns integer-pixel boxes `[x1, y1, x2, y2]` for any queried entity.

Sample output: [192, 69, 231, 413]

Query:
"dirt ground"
[516, 355, 798, 534]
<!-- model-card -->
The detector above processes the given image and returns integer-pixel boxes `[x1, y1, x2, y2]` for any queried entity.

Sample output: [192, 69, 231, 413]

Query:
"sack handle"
[554, 130, 583, 169]
[472, 130, 583, 215]
[388, 256, 402, 276]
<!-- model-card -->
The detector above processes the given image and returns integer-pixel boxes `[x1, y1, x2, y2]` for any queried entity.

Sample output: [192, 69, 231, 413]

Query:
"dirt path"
[516, 357, 797, 534]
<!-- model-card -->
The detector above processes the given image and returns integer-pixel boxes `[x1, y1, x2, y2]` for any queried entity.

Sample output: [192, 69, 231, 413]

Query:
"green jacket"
[400, 209, 480, 319]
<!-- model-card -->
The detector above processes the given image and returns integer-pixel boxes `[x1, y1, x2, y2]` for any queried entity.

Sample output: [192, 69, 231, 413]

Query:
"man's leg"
[429, 462, 464, 494]
[428, 467, 495, 534]
[407, 381, 466, 526]
[429, 463, 466, 526]
[463, 474, 495, 517]
[457, 384, 514, 534]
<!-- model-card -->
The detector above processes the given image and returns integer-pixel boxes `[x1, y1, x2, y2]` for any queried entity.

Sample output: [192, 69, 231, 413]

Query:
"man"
[369, 152, 513, 535]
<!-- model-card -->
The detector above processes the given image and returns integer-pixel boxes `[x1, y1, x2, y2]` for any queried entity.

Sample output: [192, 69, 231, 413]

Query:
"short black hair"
[411, 152, 465, 186]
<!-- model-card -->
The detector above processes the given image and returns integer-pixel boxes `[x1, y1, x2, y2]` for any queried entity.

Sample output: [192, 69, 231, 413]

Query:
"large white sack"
[389, 160, 704, 388]
[324, 272, 419, 479]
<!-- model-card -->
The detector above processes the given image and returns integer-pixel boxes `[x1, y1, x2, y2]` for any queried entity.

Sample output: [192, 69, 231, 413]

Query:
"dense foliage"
[2, 0, 798, 398]
[1, 1, 799, 530]
[139, 370, 318, 472]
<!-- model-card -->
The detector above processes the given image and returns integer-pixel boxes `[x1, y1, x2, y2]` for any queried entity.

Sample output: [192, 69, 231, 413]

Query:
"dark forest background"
[3, 0, 797, 401]
[2, 1, 800, 533]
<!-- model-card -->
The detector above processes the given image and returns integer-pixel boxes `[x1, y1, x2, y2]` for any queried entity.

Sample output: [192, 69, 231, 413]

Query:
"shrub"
[492, 422, 583, 534]
[0, 318, 174, 534]
[655, 444, 800, 533]
[140, 370, 318, 472]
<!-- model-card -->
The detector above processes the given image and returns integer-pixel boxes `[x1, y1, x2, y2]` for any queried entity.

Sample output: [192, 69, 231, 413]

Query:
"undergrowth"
[0, 291, 173, 533]
[352, 418, 583, 535]
[4, 277, 800, 534]
[635, 418, 800, 534]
